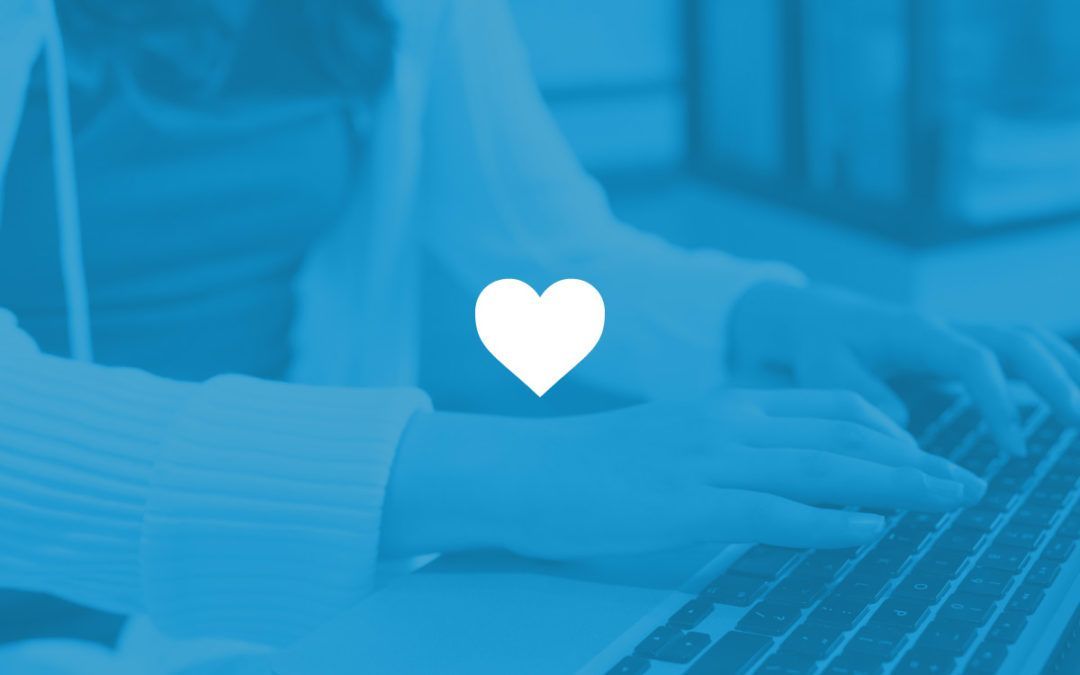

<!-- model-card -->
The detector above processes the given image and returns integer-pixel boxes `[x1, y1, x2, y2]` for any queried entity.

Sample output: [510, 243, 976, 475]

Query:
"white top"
[0, 0, 803, 671]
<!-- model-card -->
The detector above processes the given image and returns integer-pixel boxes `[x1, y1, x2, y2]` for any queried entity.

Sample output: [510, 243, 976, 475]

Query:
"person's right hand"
[381, 389, 986, 560]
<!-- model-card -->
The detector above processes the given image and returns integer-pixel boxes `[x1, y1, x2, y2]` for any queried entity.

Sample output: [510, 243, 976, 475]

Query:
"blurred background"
[423, 0, 1080, 411]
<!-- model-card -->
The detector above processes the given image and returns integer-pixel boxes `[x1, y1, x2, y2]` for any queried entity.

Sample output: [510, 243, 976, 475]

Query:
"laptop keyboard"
[606, 391, 1080, 675]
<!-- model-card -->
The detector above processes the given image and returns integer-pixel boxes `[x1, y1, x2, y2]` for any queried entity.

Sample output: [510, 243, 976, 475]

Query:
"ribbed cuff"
[141, 375, 432, 646]
[0, 349, 194, 614]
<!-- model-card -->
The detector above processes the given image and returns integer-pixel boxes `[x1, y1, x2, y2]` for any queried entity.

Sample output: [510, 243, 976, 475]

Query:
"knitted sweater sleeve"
[0, 309, 431, 646]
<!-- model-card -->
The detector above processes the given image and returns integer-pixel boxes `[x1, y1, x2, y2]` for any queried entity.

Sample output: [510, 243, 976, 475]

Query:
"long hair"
[55, 0, 396, 102]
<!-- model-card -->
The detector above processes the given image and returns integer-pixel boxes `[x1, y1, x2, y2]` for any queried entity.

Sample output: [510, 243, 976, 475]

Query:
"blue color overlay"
[1, 1, 1080, 673]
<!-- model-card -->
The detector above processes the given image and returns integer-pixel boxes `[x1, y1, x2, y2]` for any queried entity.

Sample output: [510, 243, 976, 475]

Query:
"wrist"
[380, 411, 522, 558]
[728, 281, 806, 373]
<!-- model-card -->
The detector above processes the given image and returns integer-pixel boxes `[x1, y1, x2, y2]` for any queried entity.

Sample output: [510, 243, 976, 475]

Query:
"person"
[1, 0, 1079, 672]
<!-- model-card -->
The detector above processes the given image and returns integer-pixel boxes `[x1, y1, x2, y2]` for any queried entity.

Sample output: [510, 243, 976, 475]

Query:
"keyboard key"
[1029, 417, 1064, 452]
[824, 650, 885, 675]
[966, 438, 1000, 459]
[955, 509, 1003, 532]
[1043, 535, 1077, 562]
[835, 572, 889, 602]
[893, 572, 949, 604]
[936, 527, 986, 553]
[1040, 471, 1078, 490]
[987, 612, 1027, 643]
[1055, 472, 1080, 491]
[810, 594, 870, 629]
[958, 567, 1014, 598]
[1025, 557, 1061, 586]
[669, 598, 713, 629]
[914, 545, 969, 580]
[606, 655, 650, 675]
[1012, 503, 1058, 529]
[872, 599, 930, 632]
[1055, 452, 1080, 473]
[989, 469, 1027, 487]
[1027, 482, 1071, 508]
[701, 574, 766, 606]
[768, 573, 830, 608]
[995, 523, 1046, 550]
[894, 647, 956, 674]
[856, 545, 912, 577]
[980, 488, 1019, 513]
[918, 619, 977, 653]
[759, 651, 819, 675]
[799, 549, 856, 580]
[737, 602, 802, 636]
[635, 625, 682, 658]
[656, 631, 711, 664]
[848, 623, 909, 659]
[1006, 584, 1045, 614]
[1060, 512, 1080, 538]
[968, 640, 1008, 674]
[938, 592, 996, 624]
[730, 546, 801, 579]
[884, 525, 932, 551]
[783, 622, 845, 659]
[1057, 436, 1080, 456]
[958, 453, 993, 476]
[902, 512, 947, 530]
[685, 631, 772, 675]
[998, 458, 1040, 480]
[978, 545, 1030, 573]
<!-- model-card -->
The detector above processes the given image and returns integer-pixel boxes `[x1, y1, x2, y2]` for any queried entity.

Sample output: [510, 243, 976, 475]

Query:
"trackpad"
[274, 546, 726, 675]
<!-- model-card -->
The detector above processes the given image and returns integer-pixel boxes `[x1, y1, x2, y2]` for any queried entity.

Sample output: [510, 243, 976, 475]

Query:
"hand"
[729, 283, 1080, 456]
[381, 389, 985, 560]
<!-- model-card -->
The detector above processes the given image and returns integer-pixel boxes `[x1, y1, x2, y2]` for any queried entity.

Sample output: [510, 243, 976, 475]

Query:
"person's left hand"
[728, 282, 1080, 456]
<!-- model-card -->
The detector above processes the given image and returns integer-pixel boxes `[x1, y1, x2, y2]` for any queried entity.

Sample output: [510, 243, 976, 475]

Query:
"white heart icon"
[475, 279, 605, 396]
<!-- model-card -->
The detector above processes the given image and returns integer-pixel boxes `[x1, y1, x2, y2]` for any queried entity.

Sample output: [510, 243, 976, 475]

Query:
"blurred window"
[508, 0, 687, 178]
[692, 0, 1080, 243]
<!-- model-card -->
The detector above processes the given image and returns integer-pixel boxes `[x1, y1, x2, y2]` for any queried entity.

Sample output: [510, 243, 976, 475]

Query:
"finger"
[1028, 327, 1080, 418]
[692, 489, 885, 549]
[738, 387, 910, 441]
[793, 349, 911, 429]
[969, 326, 1080, 426]
[739, 417, 985, 501]
[706, 448, 973, 511]
[885, 320, 1025, 456]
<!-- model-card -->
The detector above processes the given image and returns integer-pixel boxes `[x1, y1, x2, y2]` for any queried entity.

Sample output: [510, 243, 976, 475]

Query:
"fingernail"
[948, 465, 988, 503]
[925, 475, 966, 503]
[848, 513, 886, 537]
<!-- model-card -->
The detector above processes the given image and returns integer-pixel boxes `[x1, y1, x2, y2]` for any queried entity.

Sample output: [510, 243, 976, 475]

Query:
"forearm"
[0, 312, 431, 646]
[381, 411, 500, 558]
[0, 321, 194, 615]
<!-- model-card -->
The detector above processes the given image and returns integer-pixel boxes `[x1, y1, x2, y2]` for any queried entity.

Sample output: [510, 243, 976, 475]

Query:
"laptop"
[274, 386, 1080, 675]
